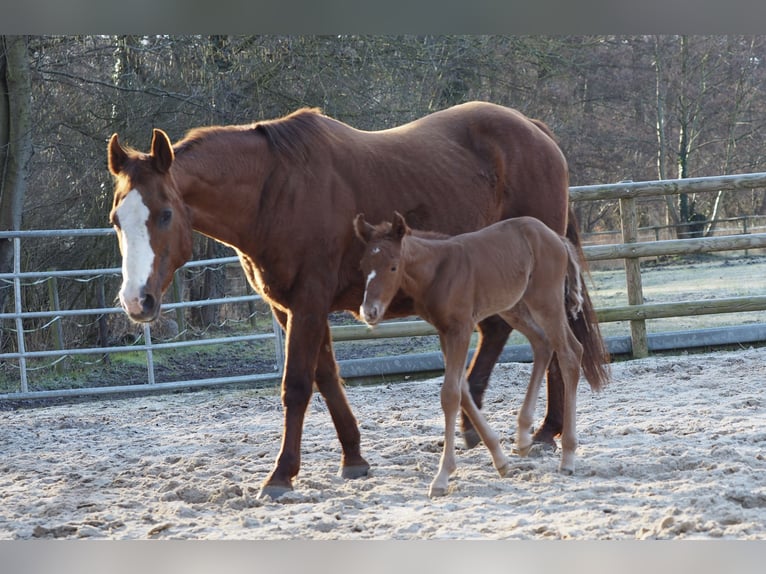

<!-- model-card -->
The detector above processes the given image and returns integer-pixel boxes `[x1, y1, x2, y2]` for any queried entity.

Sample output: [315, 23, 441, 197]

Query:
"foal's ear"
[108, 133, 128, 176]
[392, 211, 410, 240]
[353, 213, 374, 243]
[150, 128, 174, 174]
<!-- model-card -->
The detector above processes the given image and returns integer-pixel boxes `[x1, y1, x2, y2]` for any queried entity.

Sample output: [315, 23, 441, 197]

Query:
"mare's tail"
[563, 238, 584, 321]
[564, 206, 611, 392]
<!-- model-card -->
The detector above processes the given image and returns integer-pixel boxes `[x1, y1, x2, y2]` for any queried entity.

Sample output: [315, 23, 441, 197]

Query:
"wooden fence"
[327, 172, 766, 359]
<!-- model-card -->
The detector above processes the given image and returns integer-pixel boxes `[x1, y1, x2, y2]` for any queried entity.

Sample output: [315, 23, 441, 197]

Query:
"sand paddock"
[1, 346, 764, 539]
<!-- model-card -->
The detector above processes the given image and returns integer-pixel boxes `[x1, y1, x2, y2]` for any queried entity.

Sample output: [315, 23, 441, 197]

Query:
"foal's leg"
[464, 315, 566, 451]
[551, 328, 584, 475]
[430, 326, 511, 498]
[463, 315, 512, 448]
[430, 328, 475, 498]
[458, 379, 511, 478]
[525, 301, 584, 475]
[501, 309, 554, 458]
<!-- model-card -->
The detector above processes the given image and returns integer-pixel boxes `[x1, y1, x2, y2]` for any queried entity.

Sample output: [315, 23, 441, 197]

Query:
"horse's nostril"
[142, 293, 156, 314]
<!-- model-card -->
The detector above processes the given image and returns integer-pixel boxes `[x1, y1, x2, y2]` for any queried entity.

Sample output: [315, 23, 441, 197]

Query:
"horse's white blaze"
[360, 270, 382, 324]
[116, 189, 154, 315]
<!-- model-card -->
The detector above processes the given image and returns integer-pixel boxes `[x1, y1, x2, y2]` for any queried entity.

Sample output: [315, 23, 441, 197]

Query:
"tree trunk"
[653, 36, 680, 230]
[0, 36, 34, 347]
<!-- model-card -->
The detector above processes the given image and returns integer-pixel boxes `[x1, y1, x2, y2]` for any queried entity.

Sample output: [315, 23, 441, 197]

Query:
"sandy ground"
[1, 346, 764, 540]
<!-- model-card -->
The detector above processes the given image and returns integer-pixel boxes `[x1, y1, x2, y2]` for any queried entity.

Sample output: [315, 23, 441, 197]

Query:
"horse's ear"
[392, 211, 410, 240]
[353, 213, 374, 243]
[108, 133, 128, 175]
[150, 128, 174, 174]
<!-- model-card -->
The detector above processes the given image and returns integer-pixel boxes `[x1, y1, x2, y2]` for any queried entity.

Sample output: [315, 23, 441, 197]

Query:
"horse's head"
[107, 129, 193, 322]
[353, 211, 411, 326]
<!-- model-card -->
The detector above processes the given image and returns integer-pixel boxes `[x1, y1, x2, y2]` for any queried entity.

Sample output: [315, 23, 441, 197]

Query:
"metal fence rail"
[0, 228, 282, 399]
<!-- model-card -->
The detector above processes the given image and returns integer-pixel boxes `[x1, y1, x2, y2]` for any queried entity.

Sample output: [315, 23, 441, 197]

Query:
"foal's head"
[107, 129, 193, 322]
[353, 211, 411, 326]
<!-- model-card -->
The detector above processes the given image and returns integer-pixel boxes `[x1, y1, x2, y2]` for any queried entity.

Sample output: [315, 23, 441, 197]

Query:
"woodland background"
[3, 35, 766, 339]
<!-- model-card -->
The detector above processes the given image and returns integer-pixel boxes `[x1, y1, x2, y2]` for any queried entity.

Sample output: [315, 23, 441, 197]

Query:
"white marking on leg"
[116, 189, 154, 315]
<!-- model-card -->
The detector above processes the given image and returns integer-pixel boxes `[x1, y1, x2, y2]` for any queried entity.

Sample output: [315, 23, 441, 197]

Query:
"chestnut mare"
[355, 212, 599, 496]
[107, 102, 609, 499]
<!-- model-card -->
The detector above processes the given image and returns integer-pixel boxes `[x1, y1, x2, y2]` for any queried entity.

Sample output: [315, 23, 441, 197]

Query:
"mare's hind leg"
[533, 358, 564, 449]
[313, 322, 370, 479]
[463, 315, 511, 449]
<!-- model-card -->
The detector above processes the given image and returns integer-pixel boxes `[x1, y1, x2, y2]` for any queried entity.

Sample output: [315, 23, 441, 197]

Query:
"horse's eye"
[390, 265, 397, 272]
[158, 209, 172, 227]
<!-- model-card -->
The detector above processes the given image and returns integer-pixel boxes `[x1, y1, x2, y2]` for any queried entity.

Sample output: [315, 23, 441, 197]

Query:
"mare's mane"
[174, 107, 332, 163]
[371, 219, 448, 242]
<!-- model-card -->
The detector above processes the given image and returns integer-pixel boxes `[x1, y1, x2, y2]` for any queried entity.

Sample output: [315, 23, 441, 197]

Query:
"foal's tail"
[564, 207, 611, 392]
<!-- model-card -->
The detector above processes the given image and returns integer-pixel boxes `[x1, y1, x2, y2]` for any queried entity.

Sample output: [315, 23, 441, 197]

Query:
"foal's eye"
[158, 209, 172, 227]
[390, 265, 397, 272]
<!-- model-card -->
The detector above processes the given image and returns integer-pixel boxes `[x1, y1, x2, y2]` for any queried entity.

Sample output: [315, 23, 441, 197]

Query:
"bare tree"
[0, 36, 33, 322]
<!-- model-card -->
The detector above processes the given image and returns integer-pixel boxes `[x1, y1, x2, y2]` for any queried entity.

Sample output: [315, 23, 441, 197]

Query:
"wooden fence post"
[47, 277, 66, 373]
[97, 275, 110, 365]
[171, 271, 187, 339]
[619, 188, 649, 358]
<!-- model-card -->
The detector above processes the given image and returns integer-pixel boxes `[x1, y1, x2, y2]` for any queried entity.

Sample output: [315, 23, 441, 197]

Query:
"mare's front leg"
[313, 322, 369, 479]
[462, 315, 512, 449]
[430, 327, 473, 498]
[258, 308, 328, 499]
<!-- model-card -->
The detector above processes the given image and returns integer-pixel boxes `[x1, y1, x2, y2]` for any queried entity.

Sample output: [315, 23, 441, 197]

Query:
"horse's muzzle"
[360, 302, 383, 326]
[120, 287, 160, 322]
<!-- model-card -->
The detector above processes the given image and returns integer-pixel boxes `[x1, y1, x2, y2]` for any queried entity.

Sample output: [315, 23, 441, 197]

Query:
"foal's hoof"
[341, 463, 371, 480]
[462, 428, 482, 450]
[497, 462, 513, 478]
[428, 485, 448, 498]
[257, 483, 293, 500]
[513, 443, 532, 458]
[559, 466, 575, 476]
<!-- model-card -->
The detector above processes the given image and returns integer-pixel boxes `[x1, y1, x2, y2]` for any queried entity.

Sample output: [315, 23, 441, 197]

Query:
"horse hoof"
[257, 483, 293, 500]
[497, 462, 513, 478]
[513, 444, 532, 458]
[428, 485, 448, 498]
[530, 442, 556, 457]
[462, 428, 482, 450]
[341, 463, 370, 480]
[559, 466, 574, 476]
[531, 429, 559, 450]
